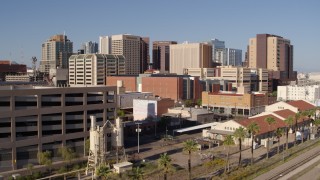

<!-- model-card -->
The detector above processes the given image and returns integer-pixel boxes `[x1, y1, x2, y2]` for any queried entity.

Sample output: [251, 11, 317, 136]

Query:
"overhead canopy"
[113, 161, 133, 168]
[174, 122, 219, 133]
[208, 129, 234, 135]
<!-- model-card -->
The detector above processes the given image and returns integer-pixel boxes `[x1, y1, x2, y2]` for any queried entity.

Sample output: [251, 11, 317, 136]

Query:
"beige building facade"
[202, 91, 268, 116]
[69, 54, 125, 86]
[111, 34, 141, 75]
[202, 66, 269, 93]
[247, 34, 295, 81]
[170, 43, 212, 75]
[40, 35, 73, 74]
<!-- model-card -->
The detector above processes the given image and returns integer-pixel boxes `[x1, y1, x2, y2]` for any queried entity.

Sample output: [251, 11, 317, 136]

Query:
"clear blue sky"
[0, 0, 319, 72]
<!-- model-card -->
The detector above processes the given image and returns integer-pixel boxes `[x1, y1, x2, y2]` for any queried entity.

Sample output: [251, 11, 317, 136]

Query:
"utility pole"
[136, 122, 142, 153]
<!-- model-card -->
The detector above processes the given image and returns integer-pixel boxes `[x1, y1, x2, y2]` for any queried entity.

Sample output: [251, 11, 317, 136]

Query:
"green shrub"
[58, 166, 68, 173]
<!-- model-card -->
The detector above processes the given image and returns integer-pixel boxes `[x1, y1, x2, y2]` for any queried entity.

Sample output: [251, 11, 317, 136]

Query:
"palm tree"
[96, 164, 112, 180]
[223, 135, 235, 172]
[307, 109, 317, 140]
[247, 122, 260, 165]
[275, 128, 284, 154]
[158, 153, 172, 180]
[37, 151, 52, 172]
[284, 116, 294, 150]
[234, 127, 247, 167]
[294, 112, 301, 146]
[26, 163, 34, 176]
[130, 167, 144, 180]
[314, 118, 320, 136]
[58, 146, 76, 170]
[301, 110, 311, 143]
[265, 117, 276, 159]
[308, 108, 316, 120]
[183, 139, 198, 180]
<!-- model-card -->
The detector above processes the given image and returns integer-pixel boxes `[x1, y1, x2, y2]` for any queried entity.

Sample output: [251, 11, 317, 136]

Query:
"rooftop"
[273, 109, 296, 119]
[286, 100, 315, 111]
[237, 114, 286, 135]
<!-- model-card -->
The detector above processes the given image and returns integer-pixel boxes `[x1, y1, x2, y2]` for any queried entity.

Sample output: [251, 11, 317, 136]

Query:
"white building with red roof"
[265, 100, 315, 113]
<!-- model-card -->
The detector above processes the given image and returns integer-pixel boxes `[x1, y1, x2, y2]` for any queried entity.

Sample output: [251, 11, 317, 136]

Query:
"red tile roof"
[287, 100, 315, 111]
[237, 115, 286, 135]
[273, 109, 296, 119]
[270, 109, 310, 124]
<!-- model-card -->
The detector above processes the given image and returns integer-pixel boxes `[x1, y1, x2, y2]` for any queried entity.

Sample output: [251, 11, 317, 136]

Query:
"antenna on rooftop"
[32, 57, 37, 82]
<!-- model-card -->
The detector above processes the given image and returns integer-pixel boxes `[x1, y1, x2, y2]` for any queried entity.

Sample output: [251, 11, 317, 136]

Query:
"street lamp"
[166, 125, 168, 139]
[179, 113, 182, 128]
[136, 122, 142, 153]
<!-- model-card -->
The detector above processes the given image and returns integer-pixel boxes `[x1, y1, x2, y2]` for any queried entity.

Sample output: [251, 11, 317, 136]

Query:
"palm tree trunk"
[277, 138, 280, 154]
[224, 160, 227, 173]
[294, 120, 298, 146]
[238, 139, 242, 167]
[188, 151, 191, 180]
[164, 173, 167, 180]
[286, 127, 289, 150]
[267, 136, 269, 159]
[227, 146, 230, 172]
[302, 121, 304, 143]
[251, 134, 254, 165]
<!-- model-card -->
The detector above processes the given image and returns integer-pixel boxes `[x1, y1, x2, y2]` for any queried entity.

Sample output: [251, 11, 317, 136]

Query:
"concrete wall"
[0, 86, 117, 172]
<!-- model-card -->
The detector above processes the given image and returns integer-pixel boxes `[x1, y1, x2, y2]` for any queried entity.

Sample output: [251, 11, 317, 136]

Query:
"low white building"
[5, 74, 31, 82]
[202, 120, 251, 146]
[277, 85, 320, 104]
[133, 97, 174, 121]
[265, 100, 315, 113]
[118, 92, 153, 109]
[167, 106, 215, 124]
[113, 161, 133, 174]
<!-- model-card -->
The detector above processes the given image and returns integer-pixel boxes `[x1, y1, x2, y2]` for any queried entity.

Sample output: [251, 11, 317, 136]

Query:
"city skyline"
[0, 0, 319, 72]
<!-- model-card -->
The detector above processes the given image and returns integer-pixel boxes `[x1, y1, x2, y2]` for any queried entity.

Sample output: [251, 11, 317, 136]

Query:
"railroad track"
[267, 148, 320, 180]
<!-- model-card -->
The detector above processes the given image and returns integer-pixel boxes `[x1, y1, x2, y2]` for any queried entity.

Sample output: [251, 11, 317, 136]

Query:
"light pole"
[282, 140, 285, 162]
[166, 125, 168, 139]
[179, 113, 182, 128]
[136, 122, 142, 153]
[154, 118, 157, 137]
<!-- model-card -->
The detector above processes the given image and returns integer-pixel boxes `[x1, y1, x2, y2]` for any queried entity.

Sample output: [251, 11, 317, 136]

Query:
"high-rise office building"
[68, 54, 125, 86]
[210, 39, 225, 64]
[111, 34, 141, 75]
[99, 34, 143, 75]
[99, 36, 111, 54]
[224, 48, 242, 66]
[152, 41, 177, 72]
[140, 37, 150, 73]
[82, 41, 98, 54]
[170, 42, 212, 75]
[39, 34, 73, 74]
[247, 34, 295, 80]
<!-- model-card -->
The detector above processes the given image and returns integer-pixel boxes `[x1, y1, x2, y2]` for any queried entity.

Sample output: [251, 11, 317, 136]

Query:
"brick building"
[106, 75, 202, 102]
[0, 61, 27, 81]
